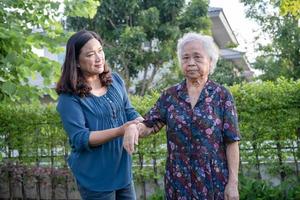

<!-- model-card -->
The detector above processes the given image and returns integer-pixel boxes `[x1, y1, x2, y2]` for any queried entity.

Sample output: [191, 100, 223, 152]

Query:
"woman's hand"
[123, 124, 139, 154]
[123, 120, 165, 153]
[138, 121, 165, 137]
[120, 120, 139, 134]
[224, 181, 239, 200]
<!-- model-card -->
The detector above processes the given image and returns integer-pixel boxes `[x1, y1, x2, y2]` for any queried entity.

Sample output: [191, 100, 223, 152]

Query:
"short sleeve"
[222, 89, 241, 143]
[113, 73, 140, 121]
[57, 94, 92, 152]
[143, 92, 167, 128]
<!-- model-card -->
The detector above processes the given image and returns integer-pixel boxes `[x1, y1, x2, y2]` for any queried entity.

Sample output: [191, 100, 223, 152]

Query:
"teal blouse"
[57, 73, 140, 191]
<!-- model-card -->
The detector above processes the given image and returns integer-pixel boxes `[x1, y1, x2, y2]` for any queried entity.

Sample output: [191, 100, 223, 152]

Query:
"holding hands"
[123, 121, 164, 154]
[123, 124, 140, 154]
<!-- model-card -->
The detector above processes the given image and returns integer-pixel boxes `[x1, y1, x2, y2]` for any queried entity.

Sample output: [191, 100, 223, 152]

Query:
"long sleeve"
[143, 92, 167, 128]
[113, 73, 140, 121]
[57, 94, 92, 152]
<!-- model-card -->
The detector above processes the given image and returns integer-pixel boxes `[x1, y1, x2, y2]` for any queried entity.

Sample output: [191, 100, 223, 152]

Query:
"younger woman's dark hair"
[56, 30, 112, 97]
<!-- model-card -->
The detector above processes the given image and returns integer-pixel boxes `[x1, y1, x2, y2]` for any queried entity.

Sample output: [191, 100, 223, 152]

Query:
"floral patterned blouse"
[144, 79, 240, 200]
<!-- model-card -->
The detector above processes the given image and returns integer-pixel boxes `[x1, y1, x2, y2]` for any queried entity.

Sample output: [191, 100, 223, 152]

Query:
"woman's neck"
[186, 77, 207, 89]
[85, 75, 102, 89]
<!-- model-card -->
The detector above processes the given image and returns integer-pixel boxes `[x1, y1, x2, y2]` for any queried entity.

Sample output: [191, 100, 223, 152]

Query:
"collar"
[176, 78, 215, 103]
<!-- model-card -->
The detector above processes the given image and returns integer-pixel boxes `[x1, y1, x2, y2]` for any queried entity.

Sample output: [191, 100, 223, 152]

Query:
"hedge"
[0, 78, 299, 199]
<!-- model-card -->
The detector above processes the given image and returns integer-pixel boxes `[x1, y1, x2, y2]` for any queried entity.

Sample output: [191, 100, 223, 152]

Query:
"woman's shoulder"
[111, 72, 123, 84]
[156, 82, 184, 102]
[58, 93, 73, 99]
[208, 80, 234, 103]
[165, 81, 184, 94]
[57, 93, 81, 104]
[209, 80, 231, 93]
[109, 72, 127, 96]
[56, 93, 79, 112]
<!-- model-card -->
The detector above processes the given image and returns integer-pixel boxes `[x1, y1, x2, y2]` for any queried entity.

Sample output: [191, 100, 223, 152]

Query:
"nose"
[95, 52, 104, 62]
[187, 57, 196, 65]
[95, 55, 100, 62]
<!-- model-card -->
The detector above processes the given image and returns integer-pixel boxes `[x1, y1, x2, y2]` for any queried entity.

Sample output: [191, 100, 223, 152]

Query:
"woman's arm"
[90, 116, 144, 147]
[221, 88, 240, 199]
[137, 122, 154, 137]
[224, 141, 240, 200]
[123, 91, 167, 154]
[123, 123, 152, 154]
[123, 121, 164, 154]
[89, 119, 139, 147]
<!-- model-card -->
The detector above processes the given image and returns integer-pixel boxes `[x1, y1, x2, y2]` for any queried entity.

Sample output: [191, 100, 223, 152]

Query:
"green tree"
[280, 0, 300, 18]
[210, 59, 244, 86]
[241, 0, 300, 81]
[67, 0, 211, 95]
[0, 0, 100, 102]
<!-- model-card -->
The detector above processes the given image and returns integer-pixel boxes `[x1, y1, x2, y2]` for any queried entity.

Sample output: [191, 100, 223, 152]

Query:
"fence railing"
[1, 123, 299, 199]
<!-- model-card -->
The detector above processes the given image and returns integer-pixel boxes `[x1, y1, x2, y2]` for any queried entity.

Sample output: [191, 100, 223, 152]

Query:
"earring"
[77, 64, 80, 68]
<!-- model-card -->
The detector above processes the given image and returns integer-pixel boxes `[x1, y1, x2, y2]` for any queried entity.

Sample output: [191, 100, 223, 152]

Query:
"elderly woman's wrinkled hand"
[123, 124, 139, 154]
[224, 182, 239, 200]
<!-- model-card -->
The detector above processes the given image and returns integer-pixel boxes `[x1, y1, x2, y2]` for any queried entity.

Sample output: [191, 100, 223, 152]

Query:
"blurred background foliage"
[0, 0, 100, 102]
[1, 0, 300, 199]
[1, 78, 299, 199]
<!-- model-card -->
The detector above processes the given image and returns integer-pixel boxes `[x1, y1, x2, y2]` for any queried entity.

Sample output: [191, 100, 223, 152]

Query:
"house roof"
[208, 7, 238, 48]
[209, 7, 253, 78]
[219, 48, 254, 79]
[220, 49, 251, 71]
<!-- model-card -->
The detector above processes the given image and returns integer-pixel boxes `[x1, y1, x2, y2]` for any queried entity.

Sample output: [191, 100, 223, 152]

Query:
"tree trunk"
[64, 140, 70, 200]
[35, 129, 41, 200]
[152, 137, 159, 187]
[296, 128, 300, 180]
[275, 140, 286, 182]
[123, 61, 130, 90]
[65, 175, 69, 200]
[7, 136, 13, 200]
[291, 140, 299, 180]
[51, 148, 55, 200]
[149, 63, 159, 84]
[36, 176, 41, 200]
[252, 142, 262, 179]
[140, 65, 149, 96]
[141, 63, 159, 96]
[8, 169, 13, 200]
[19, 149, 27, 200]
[21, 173, 27, 200]
[138, 153, 147, 200]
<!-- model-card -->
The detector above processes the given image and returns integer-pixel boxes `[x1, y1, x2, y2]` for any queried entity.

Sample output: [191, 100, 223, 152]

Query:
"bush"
[148, 188, 165, 200]
[0, 78, 299, 198]
[239, 175, 300, 200]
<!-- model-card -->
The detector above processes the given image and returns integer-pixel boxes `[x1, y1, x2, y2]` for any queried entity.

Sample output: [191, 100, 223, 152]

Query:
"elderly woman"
[124, 32, 241, 200]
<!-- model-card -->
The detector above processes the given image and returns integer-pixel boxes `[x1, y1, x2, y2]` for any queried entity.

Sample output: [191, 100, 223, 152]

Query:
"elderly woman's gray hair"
[177, 32, 219, 74]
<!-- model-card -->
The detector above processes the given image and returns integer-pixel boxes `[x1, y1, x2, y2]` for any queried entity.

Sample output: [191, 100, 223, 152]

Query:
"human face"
[180, 41, 211, 80]
[78, 38, 105, 78]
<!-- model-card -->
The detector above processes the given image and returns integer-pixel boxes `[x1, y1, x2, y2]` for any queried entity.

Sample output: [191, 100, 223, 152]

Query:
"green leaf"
[64, 0, 101, 19]
[1, 82, 17, 95]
